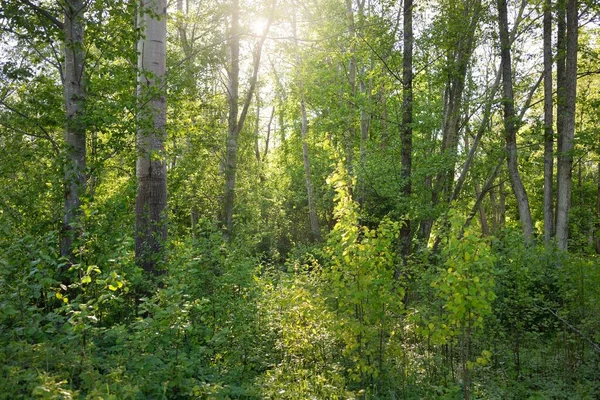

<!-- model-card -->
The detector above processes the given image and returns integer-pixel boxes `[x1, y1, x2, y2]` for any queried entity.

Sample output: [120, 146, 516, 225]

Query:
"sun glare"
[250, 16, 269, 36]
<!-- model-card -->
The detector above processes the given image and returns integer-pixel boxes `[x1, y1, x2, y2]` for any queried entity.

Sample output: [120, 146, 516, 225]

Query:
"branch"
[19, 0, 64, 30]
[0, 119, 60, 155]
[541, 307, 600, 354]
[461, 160, 502, 236]
[236, 0, 276, 132]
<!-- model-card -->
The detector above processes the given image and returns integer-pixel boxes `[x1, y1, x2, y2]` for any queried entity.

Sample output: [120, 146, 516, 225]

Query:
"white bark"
[136, 0, 168, 274]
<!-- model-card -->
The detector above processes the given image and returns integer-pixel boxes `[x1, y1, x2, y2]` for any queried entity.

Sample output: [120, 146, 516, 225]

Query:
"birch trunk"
[135, 0, 168, 274]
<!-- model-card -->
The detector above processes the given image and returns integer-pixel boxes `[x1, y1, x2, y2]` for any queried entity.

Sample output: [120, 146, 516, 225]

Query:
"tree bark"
[292, 11, 321, 242]
[136, 0, 168, 275]
[419, 0, 481, 243]
[344, 0, 359, 182]
[357, 68, 371, 206]
[475, 182, 490, 236]
[222, 0, 241, 240]
[555, 0, 566, 235]
[596, 163, 600, 254]
[555, 0, 578, 250]
[222, 0, 271, 239]
[398, 0, 413, 266]
[497, 0, 534, 242]
[61, 0, 87, 259]
[543, 0, 554, 246]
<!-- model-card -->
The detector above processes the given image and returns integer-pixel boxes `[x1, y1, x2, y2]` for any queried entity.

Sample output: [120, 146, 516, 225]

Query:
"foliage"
[1, 0, 600, 398]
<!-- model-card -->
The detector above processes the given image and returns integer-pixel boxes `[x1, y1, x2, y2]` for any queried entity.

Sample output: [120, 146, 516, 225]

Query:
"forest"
[0, 0, 599, 398]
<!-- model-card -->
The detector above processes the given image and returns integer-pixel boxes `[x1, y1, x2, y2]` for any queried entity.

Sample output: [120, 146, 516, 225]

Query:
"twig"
[542, 306, 600, 354]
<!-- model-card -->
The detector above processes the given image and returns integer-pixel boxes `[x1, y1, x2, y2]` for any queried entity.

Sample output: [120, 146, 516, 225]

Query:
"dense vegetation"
[1, 0, 599, 398]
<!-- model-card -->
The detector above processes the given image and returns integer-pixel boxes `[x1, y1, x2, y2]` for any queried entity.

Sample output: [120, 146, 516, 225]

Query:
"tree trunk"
[596, 163, 600, 254]
[61, 0, 87, 259]
[489, 186, 498, 233]
[419, 0, 481, 244]
[292, 11, 321, 242]
[344, 0, 358, 182]
[497, 0, 533, 242]
[357, 69, 371, 206]
[555, 0, 566, 235]
[437, 0, 481, 203]
[222, 0, 241, 239]
[254, 90, 261, 164]
[398, 0, 413, 266]
[475, 182, 490, 236]
[222, 0, 271, 239]
[543, 0, 554, 246]
[136, 0, 168, 275]
[499, 180, 506, 226]
[555, 0, 578, 250]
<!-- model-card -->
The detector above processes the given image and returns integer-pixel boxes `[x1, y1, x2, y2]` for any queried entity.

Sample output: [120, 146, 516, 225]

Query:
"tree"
[292, 9, 321, 242]
[135, 0, 168, 275]
[11, 0, 88, 259]
[221, 0, 271, 240]
[60, 0, 87, 259]
[497, 0, 533, 242]
[398, 0, 412, 264]
[543, 0, 554, 245]
[555, 0, 578, 250]
[418, 0, 482, 243]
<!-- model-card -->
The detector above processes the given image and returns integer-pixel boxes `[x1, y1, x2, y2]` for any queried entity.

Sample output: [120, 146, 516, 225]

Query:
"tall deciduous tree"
[543, 0, 554, 245]
[14, 0, 88, 259]
[555, 0, 578, 250]
[497, 0, 533, 242]
[398, 0, 412, 264]
[136, 0, 168, 274]
[222, 0, 271, 239]
[292, 11, 321, 242]
[419, 0, 481, 243]
[61, 0, 87, 259]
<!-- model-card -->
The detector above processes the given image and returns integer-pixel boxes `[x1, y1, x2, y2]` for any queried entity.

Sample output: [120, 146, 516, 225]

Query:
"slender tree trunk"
[555, 0, 566, 235]
[489, 186, 498, 233]
[136, 0, 168, 275]
[437, 0, 481, 203]
[475, 182, 490, 236]
[543, 0, 554, 246]
[357, 69, 371, 206]
[264, 106, 274, 160]
[497, 0, 533, 242]
[555, 0, 578, 250]
[596, 162, 600, 254]
[344, 0, 358, 181]
[380, 73, 388, 149]
[292, 11, 321, 242]
[61, 0, 87, 259]
[420, 0, 481, 244]
[222, 0, 241, 239]
[222, 0, 271, 239]
[300, 101, 321, 242]
[499, 180, 506, 226]
[462, 162, 502, 237]
[398, 0, 413, 267]
[254, 90, 261, 163]
[451, 67, 501, 202]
